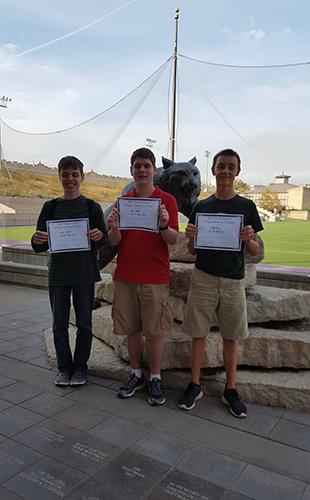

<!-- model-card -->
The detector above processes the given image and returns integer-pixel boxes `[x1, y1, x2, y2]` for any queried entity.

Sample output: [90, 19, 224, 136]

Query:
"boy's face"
[59, 167, 84, 197]
[131, 157, 156, 188]
[212, 155, 240, 188]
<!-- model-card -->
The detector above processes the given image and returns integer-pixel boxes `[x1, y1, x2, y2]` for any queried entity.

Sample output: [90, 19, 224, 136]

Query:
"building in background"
[243, 173, 301, 209]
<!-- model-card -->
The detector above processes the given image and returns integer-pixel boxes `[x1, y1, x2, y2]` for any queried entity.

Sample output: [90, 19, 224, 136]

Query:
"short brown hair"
[212, 149, 241, 169]
[130, 148, 156, 167]
[57, 156, 84, 174]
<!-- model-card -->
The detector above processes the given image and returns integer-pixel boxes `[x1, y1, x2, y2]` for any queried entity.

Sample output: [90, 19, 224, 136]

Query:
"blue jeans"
[49, 284, 94, 373]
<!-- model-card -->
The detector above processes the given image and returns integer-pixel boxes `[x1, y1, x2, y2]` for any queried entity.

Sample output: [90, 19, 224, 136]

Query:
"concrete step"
[0, 261, 47, 289]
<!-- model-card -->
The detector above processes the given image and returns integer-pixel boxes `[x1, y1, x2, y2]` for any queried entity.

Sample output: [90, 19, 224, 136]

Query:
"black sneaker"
[222, 387, 247, 418]
[178, 382, 203, 411]
[70, 368, 86, 386]
[148, 378, 166, 406]
[117, 373, 145, 399]
[54, 371, 70, 386]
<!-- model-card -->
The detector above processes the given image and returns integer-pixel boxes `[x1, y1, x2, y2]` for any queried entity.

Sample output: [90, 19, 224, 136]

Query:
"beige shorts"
[183, 267, 248, 341]
[112, 281, 173, 339]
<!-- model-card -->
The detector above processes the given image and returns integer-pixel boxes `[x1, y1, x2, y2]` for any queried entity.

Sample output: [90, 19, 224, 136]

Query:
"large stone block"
[170, 262, 194, 300]
[169, 283, 310, 324]
[246, 285, 310, 322]
[169, 262, 257, 300]
[162, 369, 310, 412]
[168, 232, 195, 263]
[170, 296, 186, 322]
[244, 263, 257, 287]
[44, 326, 129, 380]
[95, 257, 260, 310]
[89, 304, 310, 370]
[95, 273, 114, 302]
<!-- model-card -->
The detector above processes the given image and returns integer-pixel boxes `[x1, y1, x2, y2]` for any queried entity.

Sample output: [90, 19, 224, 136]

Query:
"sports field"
[260, 220, 310, 267]
[177, 219, 310, 267]
[0, 220, 310, 267]
[0, 226, 35, 242]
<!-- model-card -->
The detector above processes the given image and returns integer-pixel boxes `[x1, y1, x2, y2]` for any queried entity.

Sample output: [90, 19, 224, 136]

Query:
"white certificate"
[195, 213, 244, 251]
[47, 218, 90, 253]
[118, 197, 161, 232]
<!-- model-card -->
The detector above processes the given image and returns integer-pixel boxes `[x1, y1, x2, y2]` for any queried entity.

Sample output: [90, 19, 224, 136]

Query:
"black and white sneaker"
[148, 378, 166, 406]
[70, 368, 86, 386]
[222, 387, 247, 418]
[117, 373, 145, 399]
[54, 371, 70, 386]
[178, 382, 203, 410]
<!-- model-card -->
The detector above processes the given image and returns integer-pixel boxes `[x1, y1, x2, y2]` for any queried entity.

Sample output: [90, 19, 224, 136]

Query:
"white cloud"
[220, 26, 266, 42]
[245, 83, 310, 104]
[243, 28, 266, 41]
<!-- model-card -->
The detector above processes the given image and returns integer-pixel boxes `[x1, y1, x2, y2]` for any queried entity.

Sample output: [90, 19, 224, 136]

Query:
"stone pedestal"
[46, 231, 310, 411]
[74, 303, 310, 370]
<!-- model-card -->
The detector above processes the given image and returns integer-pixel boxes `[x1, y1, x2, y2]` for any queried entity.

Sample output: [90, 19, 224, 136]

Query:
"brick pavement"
[0, 283, 310, 500]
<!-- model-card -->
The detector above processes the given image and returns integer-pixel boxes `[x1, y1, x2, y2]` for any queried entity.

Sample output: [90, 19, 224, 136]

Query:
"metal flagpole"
[169, 8, 179, 162]
[0, 96, 12, 166]
[0, 96, 13, 182]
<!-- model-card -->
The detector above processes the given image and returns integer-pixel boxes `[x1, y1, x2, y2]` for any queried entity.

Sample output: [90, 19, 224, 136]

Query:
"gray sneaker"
[148, 378, 166, 406]
[70, 369, 86, 386]
[54, 371, 70, 386]
[118, 373, 145, 398]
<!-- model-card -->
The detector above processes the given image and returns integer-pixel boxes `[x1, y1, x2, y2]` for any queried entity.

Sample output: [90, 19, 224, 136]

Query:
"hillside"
[0, 168, 129, 202]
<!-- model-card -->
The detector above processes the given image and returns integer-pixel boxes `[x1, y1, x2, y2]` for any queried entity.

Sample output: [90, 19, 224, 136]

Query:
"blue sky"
[0, 0, 309, 185]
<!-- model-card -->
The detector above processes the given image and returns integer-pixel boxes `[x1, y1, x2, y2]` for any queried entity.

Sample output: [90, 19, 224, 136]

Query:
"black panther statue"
[98, 156, 201, 269]
[154, 156, 201, 218]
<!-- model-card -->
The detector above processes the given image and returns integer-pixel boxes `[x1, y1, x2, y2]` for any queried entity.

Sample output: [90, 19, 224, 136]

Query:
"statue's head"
[155, 157, 201, 218]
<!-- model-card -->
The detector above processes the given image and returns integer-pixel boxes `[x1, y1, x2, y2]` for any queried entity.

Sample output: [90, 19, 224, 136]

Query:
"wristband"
[159, 225, 169, 231]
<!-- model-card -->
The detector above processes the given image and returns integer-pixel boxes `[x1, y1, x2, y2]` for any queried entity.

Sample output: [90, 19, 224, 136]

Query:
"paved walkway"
[0, 283, 310, 500]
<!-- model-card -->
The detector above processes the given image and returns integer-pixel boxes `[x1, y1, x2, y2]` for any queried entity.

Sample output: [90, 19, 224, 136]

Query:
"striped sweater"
[31, 195, 107, 286]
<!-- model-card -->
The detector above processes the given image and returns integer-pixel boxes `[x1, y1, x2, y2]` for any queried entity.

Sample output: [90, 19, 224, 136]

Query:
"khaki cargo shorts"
[112, 281, 173, 339]
[183, 267, 248, 341]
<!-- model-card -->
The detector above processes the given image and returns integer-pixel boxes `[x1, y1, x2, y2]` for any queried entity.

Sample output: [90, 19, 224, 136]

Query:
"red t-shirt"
[114, 187, 179, 284]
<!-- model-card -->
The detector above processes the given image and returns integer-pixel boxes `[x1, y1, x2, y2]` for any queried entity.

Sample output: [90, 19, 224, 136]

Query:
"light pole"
[0, 95, 12, 171]
[204, 149, 211, 192]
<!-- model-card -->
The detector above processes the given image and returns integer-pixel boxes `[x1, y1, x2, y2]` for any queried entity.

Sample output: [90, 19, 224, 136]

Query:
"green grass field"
[0, 226, 35, 242]
[1, 220, 310, 267]
[178, 219, 310, 267]
[260, 219, 310, 267]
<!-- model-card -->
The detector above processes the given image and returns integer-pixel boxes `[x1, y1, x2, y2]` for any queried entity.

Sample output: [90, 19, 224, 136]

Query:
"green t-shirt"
[32, 195, 107, 286]
[189, 194, 263, 279]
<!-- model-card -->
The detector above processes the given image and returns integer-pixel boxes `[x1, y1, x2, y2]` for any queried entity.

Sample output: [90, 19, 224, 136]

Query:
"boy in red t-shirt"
[107, 148, 179, 405]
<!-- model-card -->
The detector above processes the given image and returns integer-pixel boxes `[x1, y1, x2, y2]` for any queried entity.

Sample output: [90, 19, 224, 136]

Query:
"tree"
[234, 179, 250, 193]
[259, 188, 281, 212]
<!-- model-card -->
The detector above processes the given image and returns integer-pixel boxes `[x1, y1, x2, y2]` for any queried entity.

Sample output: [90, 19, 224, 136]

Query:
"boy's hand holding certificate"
[47, 218, 90, 253]
[195, 213, 244, 251]
[118, 197, 161, 232]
